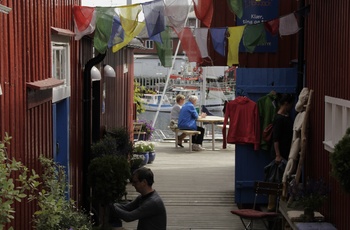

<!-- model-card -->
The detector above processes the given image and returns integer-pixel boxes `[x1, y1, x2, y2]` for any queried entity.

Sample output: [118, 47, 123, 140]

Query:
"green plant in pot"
[144, 141, 156, 164]
[288, 178, 328, 221]
[133, 141, 149, 166]
[330, 127, 350, 193]
[89, 126, 133, 229]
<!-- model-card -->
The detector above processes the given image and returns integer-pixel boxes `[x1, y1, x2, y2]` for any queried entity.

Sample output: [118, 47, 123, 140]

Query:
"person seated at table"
[170, 94, 187, 148]
[178, 95, 206, 151]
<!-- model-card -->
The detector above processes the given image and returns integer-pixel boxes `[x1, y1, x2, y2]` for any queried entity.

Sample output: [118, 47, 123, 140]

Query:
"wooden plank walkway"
[121, 141, 265, 230]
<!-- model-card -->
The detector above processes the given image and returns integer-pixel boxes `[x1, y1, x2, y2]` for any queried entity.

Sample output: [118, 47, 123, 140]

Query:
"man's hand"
[275, 155, 282, 163]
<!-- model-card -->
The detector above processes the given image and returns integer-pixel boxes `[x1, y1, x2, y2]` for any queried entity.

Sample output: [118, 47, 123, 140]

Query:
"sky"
[82, 0, 149, 7]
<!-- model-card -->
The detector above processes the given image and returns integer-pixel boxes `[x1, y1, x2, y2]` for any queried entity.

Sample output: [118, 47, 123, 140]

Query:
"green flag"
[94, 7, 115, 54]
[227, 0, 243, 19]
[155, 27, 172, 67]
[242, 24, 267, 53]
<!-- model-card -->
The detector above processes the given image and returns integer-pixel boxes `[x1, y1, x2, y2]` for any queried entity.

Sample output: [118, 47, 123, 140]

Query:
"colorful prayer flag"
[73, 6, 96, 40]
[94, 7, 115, 54]
[194, 28, 209, 58]
[112, 5, 145, 53]
[142, 0, 165, 42]
[227, 0, 243, 19]
[108, 14, 124, 48]
[242, 23, 266, 53]
[164, 0, 190, 33]
[227, 25, 245, 65]
[192, 0, 213, 28]
[155, 27, 172, 67]
[279, 13, 300, 36]
[209, 27, 227, 56]
[177, 27, 203, 63]
[264, 18, 279, 36]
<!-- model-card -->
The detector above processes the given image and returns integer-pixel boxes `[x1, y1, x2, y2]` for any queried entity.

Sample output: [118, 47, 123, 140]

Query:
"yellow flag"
[112, 5, 145, 53]
[227, 25, 245, 66]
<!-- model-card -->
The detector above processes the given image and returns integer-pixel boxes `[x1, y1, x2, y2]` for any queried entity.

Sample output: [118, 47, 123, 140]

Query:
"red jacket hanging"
[223, 96, 260, 150]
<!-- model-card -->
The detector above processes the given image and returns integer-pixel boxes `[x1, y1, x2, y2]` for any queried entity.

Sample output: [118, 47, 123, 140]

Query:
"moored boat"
[141, 94, 173, 112]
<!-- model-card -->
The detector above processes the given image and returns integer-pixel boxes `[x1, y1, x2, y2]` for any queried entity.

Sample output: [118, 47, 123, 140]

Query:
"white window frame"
[145, 40, 154, 49]
[51, 35, 71, 103]
[324, 96, 350, 152]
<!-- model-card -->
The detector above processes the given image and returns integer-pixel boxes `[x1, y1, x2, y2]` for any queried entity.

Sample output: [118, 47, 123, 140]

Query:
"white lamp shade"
[91, 66, 101, 81]
[104, 65, 116, 78]
[0, 84, 2, 95]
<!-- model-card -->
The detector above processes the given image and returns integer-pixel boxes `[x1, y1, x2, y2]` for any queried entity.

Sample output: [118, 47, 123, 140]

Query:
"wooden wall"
[304, 1, 350, 229]
[102, 48, 135, 134]
[0, 0, 81, 229]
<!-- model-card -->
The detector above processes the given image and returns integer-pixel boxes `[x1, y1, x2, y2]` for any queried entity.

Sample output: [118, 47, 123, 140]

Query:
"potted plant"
[88, 155, 130, 229]
[288, 178, 329, 221]
[88, 127, 133, 229]
[133, 141, 149, 166]
[330, 127, 350, 193]
[137, 120, 155, 141]
[144, 141, 156, 164]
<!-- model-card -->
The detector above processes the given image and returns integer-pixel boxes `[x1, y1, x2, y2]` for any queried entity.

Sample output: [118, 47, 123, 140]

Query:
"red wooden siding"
[209, 0, 298, 67]
[0, 0, 81, 229]
[304, 1, 350, 229]
[101, 48, 135, 133]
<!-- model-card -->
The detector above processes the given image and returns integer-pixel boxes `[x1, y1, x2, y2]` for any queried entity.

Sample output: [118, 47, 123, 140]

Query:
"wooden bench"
[174, 129, 201, 152]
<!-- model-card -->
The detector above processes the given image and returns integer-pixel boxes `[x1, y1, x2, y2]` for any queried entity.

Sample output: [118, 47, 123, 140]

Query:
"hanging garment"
[257, 92, 278, 151]
[223, 96, 260, 150]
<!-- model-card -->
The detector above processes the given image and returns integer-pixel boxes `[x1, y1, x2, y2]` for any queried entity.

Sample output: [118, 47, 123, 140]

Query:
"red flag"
[192, 0, 213, 28]
[73, 6, 95, 32]
[264, 18, 279, 36]
[176, 27, 202, 63]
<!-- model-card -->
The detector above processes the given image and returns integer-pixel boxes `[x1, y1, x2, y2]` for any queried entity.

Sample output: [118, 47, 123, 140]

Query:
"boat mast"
[151, 2, 192, 128]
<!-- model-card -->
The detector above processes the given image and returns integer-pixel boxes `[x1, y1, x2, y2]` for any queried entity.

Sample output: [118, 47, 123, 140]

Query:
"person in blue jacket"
[178, 95, 206, 151]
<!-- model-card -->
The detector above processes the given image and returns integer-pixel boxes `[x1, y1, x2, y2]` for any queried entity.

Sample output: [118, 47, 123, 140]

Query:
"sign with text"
[237, 0, 279, 53]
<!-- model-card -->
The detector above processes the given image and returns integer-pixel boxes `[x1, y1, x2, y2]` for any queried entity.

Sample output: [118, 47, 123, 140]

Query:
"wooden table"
[197, 116, 225, 150]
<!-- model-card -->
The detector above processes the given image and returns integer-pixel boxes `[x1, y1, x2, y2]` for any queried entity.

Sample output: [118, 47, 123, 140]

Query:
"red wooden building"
[0, 1, 136, 229]
[211, 1, 349, 229]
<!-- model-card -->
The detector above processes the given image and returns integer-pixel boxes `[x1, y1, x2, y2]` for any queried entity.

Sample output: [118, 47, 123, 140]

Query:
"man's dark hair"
[278, 93, 295, 105]
[133, 167, 154, 186]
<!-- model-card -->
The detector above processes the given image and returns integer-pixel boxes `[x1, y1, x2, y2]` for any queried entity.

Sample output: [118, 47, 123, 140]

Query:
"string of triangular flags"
[73, 0, 309, 66]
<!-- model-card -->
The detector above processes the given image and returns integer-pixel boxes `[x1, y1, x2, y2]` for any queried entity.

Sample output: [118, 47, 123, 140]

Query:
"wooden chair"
[230, 181, 282, 230]
[133, 122, 146, 142]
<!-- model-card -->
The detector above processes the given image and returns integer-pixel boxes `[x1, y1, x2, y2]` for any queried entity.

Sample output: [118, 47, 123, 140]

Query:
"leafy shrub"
[0, 133, 40, 230]
[330, 127, 350, 193]
[107, 127, 133, 158]
[88, 155, 130, 205]
[33, 156, 93, 230]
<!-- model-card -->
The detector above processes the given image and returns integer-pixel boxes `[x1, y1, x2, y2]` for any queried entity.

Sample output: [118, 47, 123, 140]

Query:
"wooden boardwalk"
[122, 142, 265, 230]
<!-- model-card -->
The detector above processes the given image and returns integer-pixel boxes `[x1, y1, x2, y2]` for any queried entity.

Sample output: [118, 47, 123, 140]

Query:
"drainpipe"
[82, 52, 106, 209]
[297, 0, 305, 94]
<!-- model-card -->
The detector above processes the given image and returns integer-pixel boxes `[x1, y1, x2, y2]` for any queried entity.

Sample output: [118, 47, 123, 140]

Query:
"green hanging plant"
[330, 128, 350, 193]
[134, 81, 145, 114]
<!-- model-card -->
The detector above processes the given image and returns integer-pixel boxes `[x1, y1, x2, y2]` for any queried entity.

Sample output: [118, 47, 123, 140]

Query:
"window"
[145, 40, 154, 49]
[52, 44, 69, 84]
[324, 96, 350, 152]
[51, 37, 70, 102]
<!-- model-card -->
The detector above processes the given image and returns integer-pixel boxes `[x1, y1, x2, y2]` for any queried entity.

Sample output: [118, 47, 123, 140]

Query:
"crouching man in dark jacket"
[110, 167, 167, 230]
